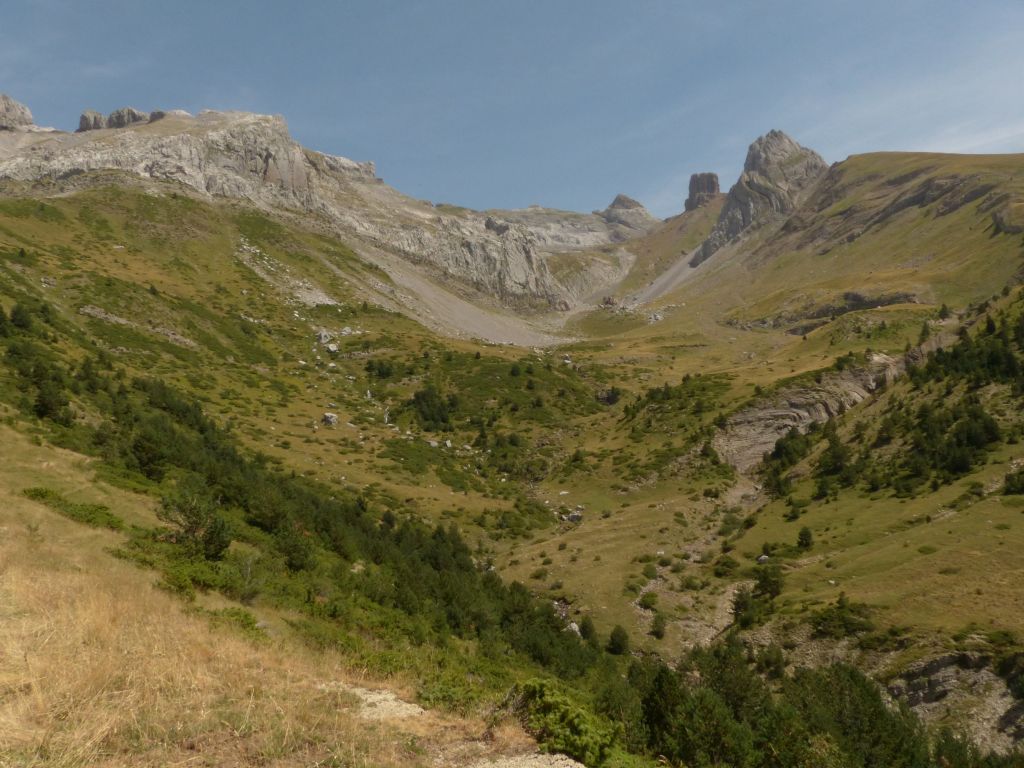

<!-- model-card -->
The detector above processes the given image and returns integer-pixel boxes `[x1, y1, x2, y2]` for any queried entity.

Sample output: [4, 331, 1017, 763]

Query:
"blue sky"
[3, 1, 1023, 217]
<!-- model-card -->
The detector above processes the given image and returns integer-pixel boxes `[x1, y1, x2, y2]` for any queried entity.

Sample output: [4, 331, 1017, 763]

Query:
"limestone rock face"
[713, 350, 904, 472]
[79, 107, 152, 131]
[106, 107, 149, 128]
[0, 94, 33, 130]
[77, 110, 106, 132]
[596, 193, 658, 236]
[691, 130, 826, 266]
[684, 172, 719, 211]
[0, 107, 633, 306]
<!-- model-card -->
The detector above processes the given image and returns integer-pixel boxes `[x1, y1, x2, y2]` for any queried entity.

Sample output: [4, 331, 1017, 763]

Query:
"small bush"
[511, 679, 613, 766]
[811, 592, 874, 638]
[23, 487, 124, 530]
[607, 625, 630, 655]
[1005, 470, 1024, 495]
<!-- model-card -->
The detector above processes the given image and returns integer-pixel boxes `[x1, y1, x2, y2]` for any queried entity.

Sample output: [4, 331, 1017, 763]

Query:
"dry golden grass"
[0, 531, 403, 767]
[0, 448, 519, 768]
[0, 422, 541, 767]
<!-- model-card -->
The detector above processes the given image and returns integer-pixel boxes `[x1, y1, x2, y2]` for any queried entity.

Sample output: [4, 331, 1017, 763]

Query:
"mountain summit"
[690, 129, 826, 266]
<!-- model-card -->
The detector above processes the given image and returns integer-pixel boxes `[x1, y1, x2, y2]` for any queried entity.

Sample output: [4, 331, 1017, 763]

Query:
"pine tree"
[607, 624, 630, 655]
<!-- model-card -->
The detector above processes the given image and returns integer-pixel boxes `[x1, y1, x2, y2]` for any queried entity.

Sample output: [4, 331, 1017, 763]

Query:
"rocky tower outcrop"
[0, 94, 33, 130]
[77, 110, 105, 132]
[690, 130, 826, 266]
[684, 172, 720, 211]
[106, 106, 149, 128]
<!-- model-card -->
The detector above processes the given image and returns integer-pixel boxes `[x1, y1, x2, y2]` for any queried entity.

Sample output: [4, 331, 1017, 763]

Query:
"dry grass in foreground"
[0, 494, 526, 768]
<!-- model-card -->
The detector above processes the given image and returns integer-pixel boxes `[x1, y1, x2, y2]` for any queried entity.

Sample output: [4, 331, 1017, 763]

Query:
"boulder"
[0, 94, 33, 130]
[684, 172, 720, 211]
[321, 412, 339, 426]
[77, 110, 106, 132]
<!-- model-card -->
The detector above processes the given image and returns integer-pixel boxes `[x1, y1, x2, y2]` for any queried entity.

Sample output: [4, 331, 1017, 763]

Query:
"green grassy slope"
[3, 149, 1024, 762]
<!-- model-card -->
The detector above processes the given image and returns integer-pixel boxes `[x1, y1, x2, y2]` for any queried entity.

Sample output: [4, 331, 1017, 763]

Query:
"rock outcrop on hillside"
[691, 130, 826, 266]
[0, 99, 655, 308]
[596, 193, 659, 235]
[77, 110, 105, 132]
[714, 336, 948, 472]
[106, 106, 150, 128]
[0, 94, 33, 130]
[684, 172, 720, 211]
[78, 106, 152, 132]
[713, 352, 902, 472]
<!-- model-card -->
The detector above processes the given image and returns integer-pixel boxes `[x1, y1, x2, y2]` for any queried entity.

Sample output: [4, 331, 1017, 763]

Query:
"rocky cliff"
[691, 130, 827, 267]
[0, 96, 655, 308]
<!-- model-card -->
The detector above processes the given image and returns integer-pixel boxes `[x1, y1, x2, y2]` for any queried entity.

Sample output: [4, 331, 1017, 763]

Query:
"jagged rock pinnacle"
[690, 130, 826, 267]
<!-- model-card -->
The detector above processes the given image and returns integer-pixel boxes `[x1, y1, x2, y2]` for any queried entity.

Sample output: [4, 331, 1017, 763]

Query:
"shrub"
[157, 477, 232, 560]
[23, 487, 125, 530]
[511, 679, 613, 766]
[753, 564, 784, 600]
[638, 591, 658, 611]
[408, 383, 456, 430]
[9, 302, 32, 330]
[1005, 470, 1024, 495]
[607, 625, 630, 655]
[713, 554, 739, 577]
[579, 615, 597, 642]
[811, 593, 874, 638]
